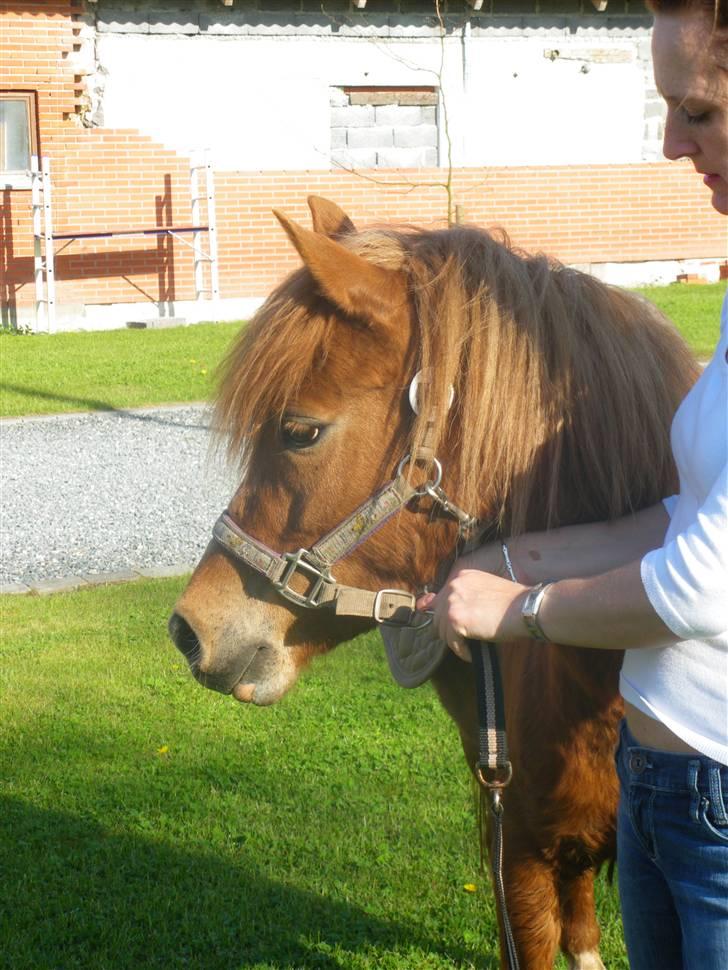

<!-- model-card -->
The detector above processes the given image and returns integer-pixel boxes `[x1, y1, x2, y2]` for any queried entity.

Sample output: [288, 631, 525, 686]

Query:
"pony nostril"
[168, 613, 203, 666]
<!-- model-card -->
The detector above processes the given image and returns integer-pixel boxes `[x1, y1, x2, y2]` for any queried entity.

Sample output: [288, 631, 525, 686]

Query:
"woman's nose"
[662, 113, 699, 162]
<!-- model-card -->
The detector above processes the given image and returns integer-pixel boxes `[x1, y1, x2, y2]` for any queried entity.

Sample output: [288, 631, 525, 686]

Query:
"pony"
[169, 196, 697, 969]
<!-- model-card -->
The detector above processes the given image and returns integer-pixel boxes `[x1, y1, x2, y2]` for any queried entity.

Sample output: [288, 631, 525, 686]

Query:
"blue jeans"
[616, 720, 728, 970]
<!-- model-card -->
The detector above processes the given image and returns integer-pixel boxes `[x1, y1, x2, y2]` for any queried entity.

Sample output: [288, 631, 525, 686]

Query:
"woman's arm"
[461, 501, 672, 586]
[419, 560, 679, 661]
[419, 502, 678, 660]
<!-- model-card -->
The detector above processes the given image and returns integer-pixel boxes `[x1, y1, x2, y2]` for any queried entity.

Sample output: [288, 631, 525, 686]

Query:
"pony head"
[169, 197, 695, 705]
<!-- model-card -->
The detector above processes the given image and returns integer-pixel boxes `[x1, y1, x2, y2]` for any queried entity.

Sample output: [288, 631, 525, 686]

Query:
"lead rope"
[467, 541, 521, 970]
[471, 640, 520, 970]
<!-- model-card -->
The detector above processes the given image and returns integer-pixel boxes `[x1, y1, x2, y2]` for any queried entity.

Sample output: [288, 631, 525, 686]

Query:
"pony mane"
[215, 222, 698, 537]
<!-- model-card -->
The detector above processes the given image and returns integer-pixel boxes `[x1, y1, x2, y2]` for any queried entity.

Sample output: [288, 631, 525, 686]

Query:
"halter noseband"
[213, 449, 479, 629]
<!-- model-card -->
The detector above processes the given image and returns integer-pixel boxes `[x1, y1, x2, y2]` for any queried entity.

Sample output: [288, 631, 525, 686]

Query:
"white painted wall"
[99, 31, 648, 170]
[461, 41, 644, 165]
[100, 37, 333, 169]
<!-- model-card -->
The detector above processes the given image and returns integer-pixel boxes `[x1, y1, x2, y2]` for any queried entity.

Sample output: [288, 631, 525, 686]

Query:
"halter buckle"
[374, 589, 433, 629]
[273, 549, 335, 609]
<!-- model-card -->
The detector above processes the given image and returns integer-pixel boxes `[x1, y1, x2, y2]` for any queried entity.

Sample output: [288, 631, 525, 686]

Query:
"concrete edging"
[0, 400, 210, 427]
[1, 563, 194, 597]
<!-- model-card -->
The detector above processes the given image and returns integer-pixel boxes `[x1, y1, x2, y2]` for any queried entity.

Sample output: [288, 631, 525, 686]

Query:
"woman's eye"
[683, 107, 710, 125]
[281, 420, 323, 449]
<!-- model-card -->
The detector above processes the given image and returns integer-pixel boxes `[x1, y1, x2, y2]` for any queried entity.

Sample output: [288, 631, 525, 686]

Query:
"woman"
[418, 1, 728, 966]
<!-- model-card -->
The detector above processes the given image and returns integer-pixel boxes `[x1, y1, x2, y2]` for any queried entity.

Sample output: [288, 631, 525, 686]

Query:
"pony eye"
[281, 419, 323, 449]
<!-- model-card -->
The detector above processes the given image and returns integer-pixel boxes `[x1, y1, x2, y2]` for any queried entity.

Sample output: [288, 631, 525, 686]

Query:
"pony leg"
[558, 869, 605, 970]
[497, 853, 561, 970]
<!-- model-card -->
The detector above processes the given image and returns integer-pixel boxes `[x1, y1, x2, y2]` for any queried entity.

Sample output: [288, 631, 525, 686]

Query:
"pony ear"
[274, 210, 407, 329]
[307, 196, 356, 238]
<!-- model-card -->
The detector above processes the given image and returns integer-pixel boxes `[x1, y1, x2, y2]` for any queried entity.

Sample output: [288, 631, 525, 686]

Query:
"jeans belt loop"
[687, 760, 702, 823]
[709, 765, 728, 825]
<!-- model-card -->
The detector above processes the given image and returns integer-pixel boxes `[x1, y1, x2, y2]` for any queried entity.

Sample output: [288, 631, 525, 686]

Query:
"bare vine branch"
[315, 3, 485, 226]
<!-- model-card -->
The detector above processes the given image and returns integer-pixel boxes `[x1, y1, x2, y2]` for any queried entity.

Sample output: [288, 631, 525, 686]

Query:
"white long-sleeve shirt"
[620, 291, 728, 765]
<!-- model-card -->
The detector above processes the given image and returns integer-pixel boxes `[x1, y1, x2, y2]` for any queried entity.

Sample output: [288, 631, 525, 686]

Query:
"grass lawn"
[0, 322, 241, 418]
[0, 578, 627, 969]
[635, 282, 724, 359]
[0, 283, 724, 419]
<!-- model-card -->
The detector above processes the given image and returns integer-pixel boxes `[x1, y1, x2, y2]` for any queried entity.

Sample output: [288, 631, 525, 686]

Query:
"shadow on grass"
[0, 795, 491, 970]
[0, 383, 209, 428]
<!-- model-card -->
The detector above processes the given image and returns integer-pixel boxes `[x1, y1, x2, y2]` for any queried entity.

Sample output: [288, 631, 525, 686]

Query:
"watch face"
[521, 584, 549, 641]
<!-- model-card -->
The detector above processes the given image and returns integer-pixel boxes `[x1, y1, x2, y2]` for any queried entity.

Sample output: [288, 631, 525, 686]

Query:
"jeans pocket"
[698, 798, 728, 846]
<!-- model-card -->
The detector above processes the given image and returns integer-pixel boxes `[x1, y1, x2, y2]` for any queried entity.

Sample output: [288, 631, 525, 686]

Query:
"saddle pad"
[380, 622, 448, 688]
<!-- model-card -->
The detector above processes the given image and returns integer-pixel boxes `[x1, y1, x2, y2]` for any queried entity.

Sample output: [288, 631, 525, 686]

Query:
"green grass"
[0, 579, 627, 969]
[1, 283, 724, 419]
[634, 282, 724, 359]
[0, 322, 241, 418]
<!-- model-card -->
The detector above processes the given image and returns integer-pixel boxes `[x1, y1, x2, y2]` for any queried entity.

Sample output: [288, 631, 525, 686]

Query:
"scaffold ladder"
[31, 155, 55, 333]
[30, 152, 220, 333]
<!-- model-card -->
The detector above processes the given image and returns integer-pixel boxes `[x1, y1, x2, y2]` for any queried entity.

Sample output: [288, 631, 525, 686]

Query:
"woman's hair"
[646, 0, 728, 70]
[645, 0, 727, 30]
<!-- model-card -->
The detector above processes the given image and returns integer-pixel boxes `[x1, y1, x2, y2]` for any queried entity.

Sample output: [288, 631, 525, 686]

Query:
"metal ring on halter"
[396, 454, 443, 496]
[408, 370, 455, 416]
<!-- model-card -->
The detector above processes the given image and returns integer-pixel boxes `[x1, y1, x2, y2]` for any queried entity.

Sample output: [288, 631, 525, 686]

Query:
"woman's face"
[652, 12, 728, 215]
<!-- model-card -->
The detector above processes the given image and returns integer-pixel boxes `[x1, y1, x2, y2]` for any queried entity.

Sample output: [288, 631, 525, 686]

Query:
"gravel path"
[0, 404, 238, 589]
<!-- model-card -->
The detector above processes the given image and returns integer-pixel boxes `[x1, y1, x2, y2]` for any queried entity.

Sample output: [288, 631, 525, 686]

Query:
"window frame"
[1, 91, 39, 190]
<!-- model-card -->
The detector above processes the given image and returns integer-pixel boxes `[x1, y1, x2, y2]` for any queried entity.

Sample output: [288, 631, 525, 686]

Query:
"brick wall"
[1, 1, 725, 326]
[216, 165, 726, 298]
[1, 1, 77, 145]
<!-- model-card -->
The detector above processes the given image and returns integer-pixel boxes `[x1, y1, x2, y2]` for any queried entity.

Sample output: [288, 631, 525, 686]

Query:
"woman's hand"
[416, 569, 529, 661]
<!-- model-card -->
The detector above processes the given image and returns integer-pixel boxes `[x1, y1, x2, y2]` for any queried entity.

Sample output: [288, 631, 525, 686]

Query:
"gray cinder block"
[394, 124, 438, 149]
[347, 126, 393, 149]
[330, 105, 375, 128]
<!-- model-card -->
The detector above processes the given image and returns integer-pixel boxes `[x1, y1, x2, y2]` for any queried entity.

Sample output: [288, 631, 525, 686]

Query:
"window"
[1, 92, 38, 187]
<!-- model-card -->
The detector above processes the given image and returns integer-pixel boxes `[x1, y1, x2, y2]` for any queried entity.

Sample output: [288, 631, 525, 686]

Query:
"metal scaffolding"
[30, 153, 220, 333]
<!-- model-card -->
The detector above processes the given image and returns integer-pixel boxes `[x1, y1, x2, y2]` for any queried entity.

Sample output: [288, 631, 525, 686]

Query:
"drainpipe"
[462, 17, 471, 92]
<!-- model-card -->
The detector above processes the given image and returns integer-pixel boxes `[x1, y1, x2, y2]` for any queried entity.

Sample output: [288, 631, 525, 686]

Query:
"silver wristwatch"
[521, 582, 554, 642]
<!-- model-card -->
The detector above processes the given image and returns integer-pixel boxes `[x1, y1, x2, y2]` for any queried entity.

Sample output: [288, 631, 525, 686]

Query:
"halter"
[211, 374, 480, 629]
[213, 449, 480, 628]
